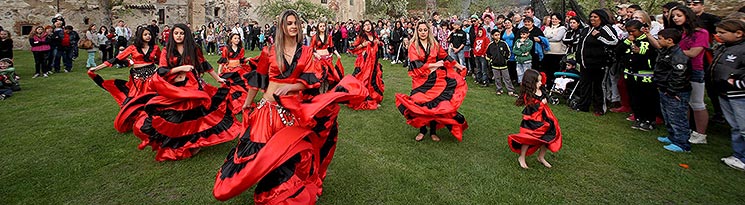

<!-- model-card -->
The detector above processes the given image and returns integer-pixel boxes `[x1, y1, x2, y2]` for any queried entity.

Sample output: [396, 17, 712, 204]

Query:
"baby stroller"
[547, 71, 581, 105]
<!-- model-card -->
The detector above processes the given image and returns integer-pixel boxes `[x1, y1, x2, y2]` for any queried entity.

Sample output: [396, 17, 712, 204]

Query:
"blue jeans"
[449, 48, 465, 67]
[659, 91, 691, 151]
[720, 97, 745, 162]
[475, 56, 489, 83]
[54, 47, 73, 72]
[516, 62, 531, 83]
[86, 51, 96, 67]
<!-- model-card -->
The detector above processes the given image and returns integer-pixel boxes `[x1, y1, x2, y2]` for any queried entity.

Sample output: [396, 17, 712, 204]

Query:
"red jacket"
[472, 34, 489, 57]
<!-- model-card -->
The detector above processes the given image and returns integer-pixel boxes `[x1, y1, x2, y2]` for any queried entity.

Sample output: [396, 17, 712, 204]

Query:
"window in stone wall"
[21, 25, 33, 35]
[321, 0, 327, 4]
[158, 9, 165, 24]
[214, 7, 220, 17]
[349, 0, 353, 5]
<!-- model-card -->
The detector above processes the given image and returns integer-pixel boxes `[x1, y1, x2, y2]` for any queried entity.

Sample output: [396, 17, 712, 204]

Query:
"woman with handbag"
[541, 13, 568, 87]
[83, 24, 98, 68]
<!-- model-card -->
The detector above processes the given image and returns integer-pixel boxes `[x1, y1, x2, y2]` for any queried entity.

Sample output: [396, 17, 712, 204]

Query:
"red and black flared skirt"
[88, 65, 157, 133]
[507, 103, 562, 156]
[319, 56, 345, 88]
[132, 73, 243, 161]
[349, 52, 384, 110]
[219, 65, 251, 115]
[214, 76, 368, 204]
[395, 68, 469, 141]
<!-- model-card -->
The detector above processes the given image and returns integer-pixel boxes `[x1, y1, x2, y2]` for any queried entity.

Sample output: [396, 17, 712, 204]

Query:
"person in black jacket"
[390, 21, 406, 64]
[573, 9, 619, 116]
[654, 29, 692, 152]
[710, 19, 745, 170]
[487, 29, 515, 96]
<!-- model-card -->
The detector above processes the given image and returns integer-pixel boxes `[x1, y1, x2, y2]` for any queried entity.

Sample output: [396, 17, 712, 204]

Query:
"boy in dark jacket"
[654, 29, 692, 152]
[486, 29, 515, 96]
[620, 20, 659, 131]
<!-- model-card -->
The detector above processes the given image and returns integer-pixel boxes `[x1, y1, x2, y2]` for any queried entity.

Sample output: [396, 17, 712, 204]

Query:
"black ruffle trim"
[255, 154, 301, 194]
[411, 73, 457, 109]
[140, 106, 236, 149]
[244, 71, 269, 90]
[217, 57, 228, 64]
[219, 130, 267, 180]
[145, 87, 230, 123]
[299, 73, 320, 86]
[409, 60, 425, 70]
[371, 63, 384, 95]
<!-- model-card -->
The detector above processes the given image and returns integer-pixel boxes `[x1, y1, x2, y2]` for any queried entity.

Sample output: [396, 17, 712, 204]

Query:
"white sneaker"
[689, 131, 708, 144]
[723, 157, 745, 171]
[721, 155, 737, 162]
[391, 61, 397, 65]
[43, 74, 49, 78]
[32, 74, 40, 78]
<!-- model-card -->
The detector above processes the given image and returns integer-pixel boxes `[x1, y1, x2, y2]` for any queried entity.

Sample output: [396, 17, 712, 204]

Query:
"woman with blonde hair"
[395, 21, 469, 142]
[214, 10, 366, 204]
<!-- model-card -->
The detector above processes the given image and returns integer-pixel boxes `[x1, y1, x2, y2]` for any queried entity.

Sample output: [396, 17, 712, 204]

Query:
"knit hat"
[470, 14, 479, 20]
[566, 11, 577, 17]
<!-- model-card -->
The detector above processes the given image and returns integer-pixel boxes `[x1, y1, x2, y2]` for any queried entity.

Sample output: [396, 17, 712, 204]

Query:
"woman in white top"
[541, 13, 568, 86]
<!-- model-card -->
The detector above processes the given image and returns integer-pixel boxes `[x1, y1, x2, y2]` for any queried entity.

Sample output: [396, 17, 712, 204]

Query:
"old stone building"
[1, 0, 364, 49]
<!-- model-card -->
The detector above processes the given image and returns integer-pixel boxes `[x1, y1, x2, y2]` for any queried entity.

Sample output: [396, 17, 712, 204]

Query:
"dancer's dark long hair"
[668, 6, 702, 35]
[165, 23, 203, 73]
[132, 27, 155, 48]
[227, 33, 243, 49]
[516, 69, 541, 106]
[357, 20, 377, 42]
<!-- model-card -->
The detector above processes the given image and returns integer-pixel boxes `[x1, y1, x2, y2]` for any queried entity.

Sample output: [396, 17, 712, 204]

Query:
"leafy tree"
[256, 0, 336, 21]
[366, 0, 409, 18]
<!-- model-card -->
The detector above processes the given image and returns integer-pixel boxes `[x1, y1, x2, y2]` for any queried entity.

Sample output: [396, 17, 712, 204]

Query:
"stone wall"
[0, 0, 196, 49]
[1, 0, 365, 49]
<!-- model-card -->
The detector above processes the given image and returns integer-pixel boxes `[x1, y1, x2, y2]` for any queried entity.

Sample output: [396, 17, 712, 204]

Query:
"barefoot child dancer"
[508, 69, 562, 168]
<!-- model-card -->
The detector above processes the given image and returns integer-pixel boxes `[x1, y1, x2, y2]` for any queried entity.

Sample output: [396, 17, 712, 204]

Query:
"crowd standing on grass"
[0, 1, 744, 203]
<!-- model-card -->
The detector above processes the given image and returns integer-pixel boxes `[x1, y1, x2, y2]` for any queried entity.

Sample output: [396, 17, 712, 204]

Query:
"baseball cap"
[566, 11, 577, 17]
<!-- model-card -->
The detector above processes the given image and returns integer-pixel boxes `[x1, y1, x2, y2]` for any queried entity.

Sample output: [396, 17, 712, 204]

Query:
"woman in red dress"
[395, 21, 469, 142]
[88, 27, 160, 133]
[213, 10, 367, 204]
[130, 24, 241, 161]
[348, 20, 385, 110]
[311, 21, 344, 90]
[217, 33, 251, 114]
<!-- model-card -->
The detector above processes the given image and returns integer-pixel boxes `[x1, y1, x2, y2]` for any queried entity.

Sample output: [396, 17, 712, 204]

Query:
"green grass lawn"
[0, 49, 742, 204]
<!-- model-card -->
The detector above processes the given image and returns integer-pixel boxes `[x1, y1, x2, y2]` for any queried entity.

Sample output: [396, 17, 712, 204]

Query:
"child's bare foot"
[430, 134, 440, 142]
[518, 156, 529, 169]
[538, 157, 552, 168]
[415, 133, 425, 141]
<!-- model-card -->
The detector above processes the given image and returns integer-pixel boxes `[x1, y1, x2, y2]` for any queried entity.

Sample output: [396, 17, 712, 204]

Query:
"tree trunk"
[461, 0, 470, 19]
[100, 0, 112, 29]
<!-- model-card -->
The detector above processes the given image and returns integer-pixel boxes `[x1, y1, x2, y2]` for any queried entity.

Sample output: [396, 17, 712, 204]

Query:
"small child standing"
[486, 29, 515, 96]
[620, 20, 659, 132]
[472, 28, 490, 86]
[513, 28, 533, 83]
[654, 29, 692, 153]
[508, 69, 562, 169]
